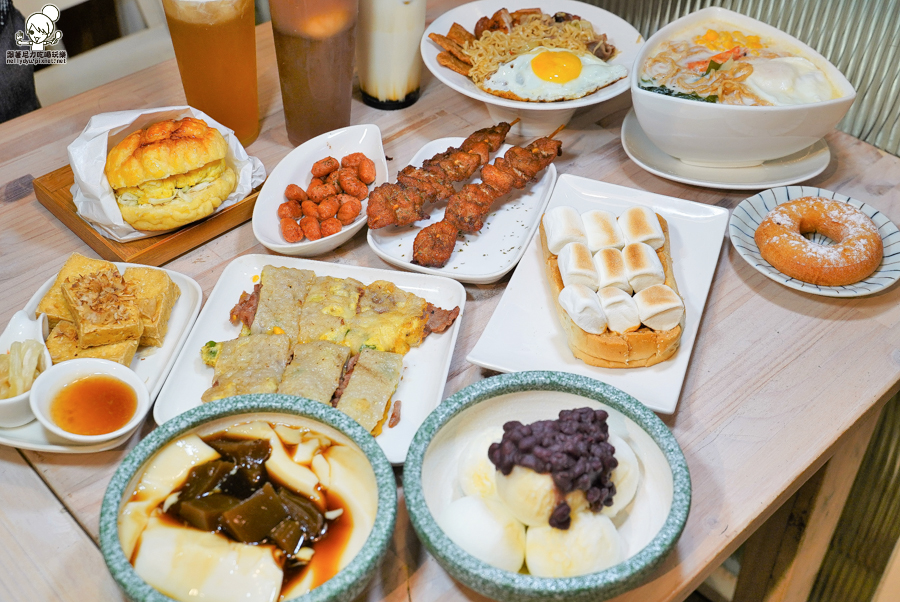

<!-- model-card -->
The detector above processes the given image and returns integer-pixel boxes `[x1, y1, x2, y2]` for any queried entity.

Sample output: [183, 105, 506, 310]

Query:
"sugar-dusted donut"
[754, 197, 883, 286]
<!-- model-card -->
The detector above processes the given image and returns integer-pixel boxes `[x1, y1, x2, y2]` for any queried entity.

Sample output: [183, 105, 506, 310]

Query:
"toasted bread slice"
[437, 51, 472, 76]
[36, 253, 116, 328]
[447, 22, 476, 46]
[428, 32, 472, 64]
[540, 213, 684, 368]
[61, 269, 143, 348]
[46, 321, 139, 366]
[124, 267, 181, 347]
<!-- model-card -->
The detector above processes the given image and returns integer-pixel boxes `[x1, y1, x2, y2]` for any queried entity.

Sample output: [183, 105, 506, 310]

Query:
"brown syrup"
[50, 375, 136, 435]
[284, 491, 354, 591]
[126, 428, 357, 596]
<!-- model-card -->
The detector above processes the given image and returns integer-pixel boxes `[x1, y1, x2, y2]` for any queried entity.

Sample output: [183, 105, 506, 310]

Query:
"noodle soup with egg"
[640, 23, 840, 106]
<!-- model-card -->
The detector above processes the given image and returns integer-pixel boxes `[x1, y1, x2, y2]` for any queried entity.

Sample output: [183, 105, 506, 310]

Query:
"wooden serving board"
[33, 165, 260, 266]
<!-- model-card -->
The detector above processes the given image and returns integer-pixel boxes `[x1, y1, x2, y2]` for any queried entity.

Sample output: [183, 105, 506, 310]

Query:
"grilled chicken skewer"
[411, 129, 564, 268]
[366, 121, 517, 229]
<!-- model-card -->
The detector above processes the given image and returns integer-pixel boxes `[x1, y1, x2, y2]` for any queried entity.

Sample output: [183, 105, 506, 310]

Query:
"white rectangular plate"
[467, 174, 729, 413]
[0, 264, 202, 453]
[367, 137, 557, 284]
[153, 254, 466, 464]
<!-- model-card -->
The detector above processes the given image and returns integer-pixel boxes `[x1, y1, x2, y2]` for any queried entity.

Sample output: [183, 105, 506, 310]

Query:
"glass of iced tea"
[268, 0, 359, 146]
[162, 0, 260, 146]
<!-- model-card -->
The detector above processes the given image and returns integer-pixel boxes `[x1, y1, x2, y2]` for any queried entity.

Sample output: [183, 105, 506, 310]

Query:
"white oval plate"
[621, 110, 831, 191]
[366, 137, 557, 284]
[729, 186, 900, 297]
[0, 264, 202, 453]
[421, 0, 643, 111]
[252, 124, 388, 256]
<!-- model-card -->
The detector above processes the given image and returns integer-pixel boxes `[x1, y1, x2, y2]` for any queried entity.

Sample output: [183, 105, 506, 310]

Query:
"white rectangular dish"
[153, 254, 466, 464]
[0, 264, 202, 453]
[367, 137, 557, 284]
[466, 174, 729, 413]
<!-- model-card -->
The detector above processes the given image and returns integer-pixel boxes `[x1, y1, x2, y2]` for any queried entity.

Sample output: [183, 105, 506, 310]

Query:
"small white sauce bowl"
[30, 358, 150, 445]
[0, 311, 52, 428]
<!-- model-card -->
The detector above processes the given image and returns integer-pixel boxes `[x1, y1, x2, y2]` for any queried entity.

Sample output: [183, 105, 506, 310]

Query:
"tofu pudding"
[118, 416, 378, 602]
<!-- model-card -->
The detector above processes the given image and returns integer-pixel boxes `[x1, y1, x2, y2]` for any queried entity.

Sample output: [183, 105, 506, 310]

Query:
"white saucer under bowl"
[621, 110, 831, 191]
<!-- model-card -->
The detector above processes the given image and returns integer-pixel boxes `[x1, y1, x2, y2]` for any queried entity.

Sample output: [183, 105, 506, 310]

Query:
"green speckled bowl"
[403, 371, 691, 602]
[99, 394, 397, 602]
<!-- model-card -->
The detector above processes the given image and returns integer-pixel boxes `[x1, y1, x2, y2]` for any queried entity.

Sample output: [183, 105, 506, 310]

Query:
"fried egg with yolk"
[480, 48, 627, 102]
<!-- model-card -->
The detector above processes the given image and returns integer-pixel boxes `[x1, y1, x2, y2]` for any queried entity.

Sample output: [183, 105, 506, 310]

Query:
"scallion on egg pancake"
[202, 266, 461, 434]
[341, 280, 428, 355]
[334, 349, 403, 433]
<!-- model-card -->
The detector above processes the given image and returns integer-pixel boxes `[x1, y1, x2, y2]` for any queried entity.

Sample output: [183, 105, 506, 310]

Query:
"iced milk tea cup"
[357, 0, 425, 110]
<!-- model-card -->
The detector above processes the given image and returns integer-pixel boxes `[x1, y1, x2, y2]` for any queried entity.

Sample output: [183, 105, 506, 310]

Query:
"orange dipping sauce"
[50, 375, 137, 435]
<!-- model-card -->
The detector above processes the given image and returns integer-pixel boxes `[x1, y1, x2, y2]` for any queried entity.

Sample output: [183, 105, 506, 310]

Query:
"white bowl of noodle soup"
[630, 7, 855, 168]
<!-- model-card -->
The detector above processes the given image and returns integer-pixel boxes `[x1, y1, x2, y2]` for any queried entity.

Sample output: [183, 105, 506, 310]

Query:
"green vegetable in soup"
[639, 83, 719, 103]
[704, 59, 723, 75]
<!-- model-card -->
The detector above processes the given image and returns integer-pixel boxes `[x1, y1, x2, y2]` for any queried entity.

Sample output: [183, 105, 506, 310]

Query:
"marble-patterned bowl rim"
[402, 371, 691, 601]
[99, 394, 398, 602]
[729, 185, 900, 297]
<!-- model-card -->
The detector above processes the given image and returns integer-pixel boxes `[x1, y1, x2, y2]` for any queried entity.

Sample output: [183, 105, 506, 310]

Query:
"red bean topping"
[488, 407, 617, 530]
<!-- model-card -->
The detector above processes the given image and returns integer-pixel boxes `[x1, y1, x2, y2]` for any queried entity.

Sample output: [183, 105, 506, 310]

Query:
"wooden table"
[3, 9, 900, 602]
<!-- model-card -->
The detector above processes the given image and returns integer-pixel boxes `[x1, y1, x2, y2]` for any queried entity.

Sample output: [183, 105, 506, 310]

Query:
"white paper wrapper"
[68, 106, 267, 241]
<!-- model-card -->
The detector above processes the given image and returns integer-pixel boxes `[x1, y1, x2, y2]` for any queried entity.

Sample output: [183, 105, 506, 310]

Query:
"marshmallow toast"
[540, 213, 684, 368]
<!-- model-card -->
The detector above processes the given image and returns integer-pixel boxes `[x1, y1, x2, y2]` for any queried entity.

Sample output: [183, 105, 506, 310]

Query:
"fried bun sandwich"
[104, 117, 237, 231]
